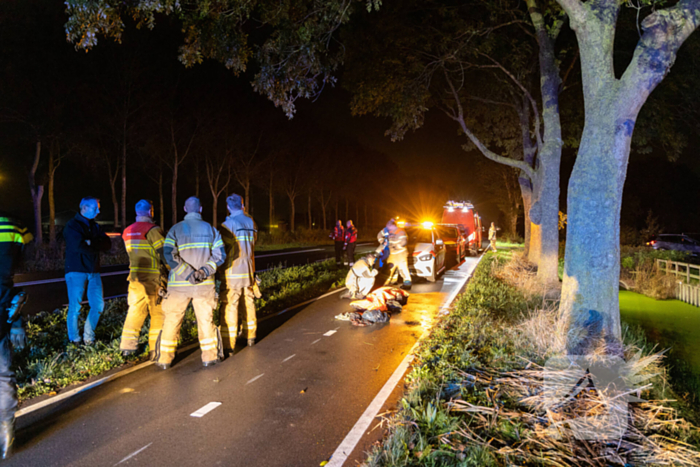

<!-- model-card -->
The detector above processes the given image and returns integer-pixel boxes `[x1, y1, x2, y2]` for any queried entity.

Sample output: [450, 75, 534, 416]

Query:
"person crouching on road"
[119, 200, 168, 360]
[63, 197, 111, 345]
[382, 219, 412, 289]
[219, 194, 258, 349]
[341, 253, 378, 300]
[155, 197, 226, 370]
[0, 213, 32, 459]
[344, 220, 358, 267]
[330, 220, 345, 267]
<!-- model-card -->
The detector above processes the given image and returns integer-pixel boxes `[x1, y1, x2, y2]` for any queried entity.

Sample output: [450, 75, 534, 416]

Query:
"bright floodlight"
[422, 221, 433, 229]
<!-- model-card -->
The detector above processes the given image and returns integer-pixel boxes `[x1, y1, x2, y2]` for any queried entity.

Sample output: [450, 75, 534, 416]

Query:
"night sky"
[1, 0, 699, 238]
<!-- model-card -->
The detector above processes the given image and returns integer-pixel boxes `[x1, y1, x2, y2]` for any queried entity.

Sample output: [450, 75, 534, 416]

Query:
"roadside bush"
[19, 238, 129, 274]
[14, 260, 346, 402]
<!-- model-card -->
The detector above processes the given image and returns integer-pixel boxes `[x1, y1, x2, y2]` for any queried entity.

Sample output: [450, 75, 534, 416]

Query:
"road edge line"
[17, 286, 346, 419]
[326, 254, 486, 467]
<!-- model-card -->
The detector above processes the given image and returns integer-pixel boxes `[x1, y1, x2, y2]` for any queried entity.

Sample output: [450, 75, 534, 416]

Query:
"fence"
[656, 259, 700, 307]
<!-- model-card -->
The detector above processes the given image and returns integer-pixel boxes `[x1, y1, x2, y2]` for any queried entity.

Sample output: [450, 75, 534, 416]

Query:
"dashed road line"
[311, 339, 321, 345]
[114, 442, 153, 465]
[323, 330, 337, 336]
[246, 374, 264, 385]
[282, 354, 296, 363]
[190, 402, 222, 418]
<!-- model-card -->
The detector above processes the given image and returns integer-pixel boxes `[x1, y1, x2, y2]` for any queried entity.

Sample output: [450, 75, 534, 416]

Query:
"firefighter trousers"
[346, 271, 374, 298]
[386, 256, 411, 284]
[157, 289, 219, 365]
[220, 286, 256, 349]
[120, 280, 164, 352]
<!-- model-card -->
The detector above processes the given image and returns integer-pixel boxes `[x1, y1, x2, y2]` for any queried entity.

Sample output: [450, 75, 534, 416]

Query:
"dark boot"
[0, 420, 14, 459]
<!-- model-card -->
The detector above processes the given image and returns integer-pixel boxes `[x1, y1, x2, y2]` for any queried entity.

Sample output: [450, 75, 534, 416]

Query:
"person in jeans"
[64, 197, 111, 345]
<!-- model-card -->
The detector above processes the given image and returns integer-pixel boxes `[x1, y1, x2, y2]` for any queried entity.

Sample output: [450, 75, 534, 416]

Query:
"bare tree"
[231, 133, 264, 212]
[205, 149, 233, 227]
[28, 140, 44, 244]
[164, 116, 197, 226]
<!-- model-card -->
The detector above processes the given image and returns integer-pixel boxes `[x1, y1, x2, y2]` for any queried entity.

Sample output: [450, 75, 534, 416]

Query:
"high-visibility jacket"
[122, 217, 166, 282]
[345, 226, 357, 244]
[220, 211, 257, 288]
[330, 225, 345, 242]
[384, 228, 408, 261]
[0, 215, 33, 305]
[163, 213, 225, 291]
[489, 226, 497, 241]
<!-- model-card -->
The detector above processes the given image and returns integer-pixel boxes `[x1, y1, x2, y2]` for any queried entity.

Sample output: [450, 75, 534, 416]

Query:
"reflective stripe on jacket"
[0, 215, 33, 281]
[388, 228, 408, 258]
[122, 218, 166, 282]
[220, 211, 257, 288]
[330, 225, 345, 241]
[164, 213, 225, 290]
[345, 226, 357, 244]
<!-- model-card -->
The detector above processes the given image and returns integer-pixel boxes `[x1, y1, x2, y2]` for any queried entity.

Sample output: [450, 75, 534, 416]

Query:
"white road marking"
[246, 374, 264, 385]
[327, 255, 485, 467]
[256, 248, 323, 258]
[311, 339, 321, 345]
[114, 442, 153, 465]
[190, 402, 222, 418]
[283, 354, 296, 363]
[323, 330, 337, 336]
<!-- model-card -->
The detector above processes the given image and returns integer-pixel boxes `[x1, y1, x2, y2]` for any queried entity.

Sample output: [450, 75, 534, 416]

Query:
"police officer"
[219, 194, 258, 349]
[119, 200, 167, 359]
[156, 197, 226, 369]
[0, 213, 32, 458]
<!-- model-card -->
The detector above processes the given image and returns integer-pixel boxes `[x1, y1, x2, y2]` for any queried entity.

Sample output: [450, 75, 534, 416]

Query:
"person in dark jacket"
[0, 213, 32, 459]
[64, 197, 111, 345]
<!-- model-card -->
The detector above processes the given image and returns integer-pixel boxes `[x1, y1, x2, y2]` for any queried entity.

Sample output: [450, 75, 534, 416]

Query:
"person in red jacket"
[329, 220, 345, 267]
[344, 220, 358, 266]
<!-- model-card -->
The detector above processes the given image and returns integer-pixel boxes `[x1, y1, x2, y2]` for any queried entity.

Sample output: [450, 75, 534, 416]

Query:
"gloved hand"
[371, 269, 379, 277]
[10, 325, 26, 350]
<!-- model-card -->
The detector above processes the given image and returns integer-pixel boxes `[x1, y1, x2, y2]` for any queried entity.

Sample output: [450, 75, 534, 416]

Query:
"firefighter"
[341, 253, 378, 300]
[0, 213, 32, 459]
[329, 220, 345, 267]
[155, 197, 226, 369]
[119, 200, 167, 359]
[489, 222, 498, 252]
[382, 219, 411, 289]
[219, 194, 258, 349]
[344, 220, 358, 266]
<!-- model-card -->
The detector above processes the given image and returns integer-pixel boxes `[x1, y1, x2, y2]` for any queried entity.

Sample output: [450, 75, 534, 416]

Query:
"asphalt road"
[14, 243, 374, 317]
[10, 253, 481, 467]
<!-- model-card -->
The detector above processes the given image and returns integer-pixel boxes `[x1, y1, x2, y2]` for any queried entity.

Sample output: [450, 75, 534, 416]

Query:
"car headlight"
[418, 254, 432, 261]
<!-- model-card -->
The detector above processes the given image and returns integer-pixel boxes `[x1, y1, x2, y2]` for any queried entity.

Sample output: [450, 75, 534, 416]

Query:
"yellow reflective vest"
[122, 217, 166, 282]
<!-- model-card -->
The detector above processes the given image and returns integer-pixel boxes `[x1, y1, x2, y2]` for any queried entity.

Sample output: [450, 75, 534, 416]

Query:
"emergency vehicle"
[440, 201, 483, 255]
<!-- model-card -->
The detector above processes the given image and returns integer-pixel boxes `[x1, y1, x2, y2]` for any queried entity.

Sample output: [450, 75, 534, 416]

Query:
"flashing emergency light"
[421, 221, 434, 229]
[462, 208, 469, 213]
[448, 207, 454, 212]
[397, 220, 406, 227]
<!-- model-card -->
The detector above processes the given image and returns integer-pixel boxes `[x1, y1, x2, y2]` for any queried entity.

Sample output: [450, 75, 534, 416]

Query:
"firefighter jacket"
[122, 217, 167, 282]
[0, 214, 33, 304]
[163, 213, 225, 292]
[351, 257, 377, 279]
[345, 226, 357, 244]
[488, 226, 497, 241]
[64, 213, 112, 274]
[387, 228, 408, 261]
[220, 211, 257, 288]
[330, 225, 345, 242]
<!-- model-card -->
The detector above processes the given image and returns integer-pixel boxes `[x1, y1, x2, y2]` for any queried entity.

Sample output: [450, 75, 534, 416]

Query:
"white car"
[406, 225, 447, 282]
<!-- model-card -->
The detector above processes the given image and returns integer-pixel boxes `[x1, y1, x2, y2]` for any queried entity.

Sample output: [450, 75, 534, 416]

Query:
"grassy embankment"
[364, 247, 699, 466]
[14, 260, 346, 402]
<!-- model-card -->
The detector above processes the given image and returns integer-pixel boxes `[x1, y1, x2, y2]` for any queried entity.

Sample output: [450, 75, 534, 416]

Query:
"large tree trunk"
[48, 141, 58, 246]
[28, 141, 43, 245]
[244, 181, 250, 214]
[520, 181, 533, 257]
[554, 0, 698, 354]
[212, 196, 219, 228]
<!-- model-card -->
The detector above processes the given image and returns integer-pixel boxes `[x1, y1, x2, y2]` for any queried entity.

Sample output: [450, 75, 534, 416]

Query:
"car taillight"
[418, 254, 432, 261]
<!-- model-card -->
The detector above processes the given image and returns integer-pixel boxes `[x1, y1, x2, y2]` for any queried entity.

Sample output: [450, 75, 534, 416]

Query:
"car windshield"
[406, 227, 433, 244]
[437, 227, 457, 239]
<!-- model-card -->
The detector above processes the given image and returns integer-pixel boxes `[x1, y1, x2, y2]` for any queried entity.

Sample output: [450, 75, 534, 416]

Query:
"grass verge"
[14, 260, 346, 402]
[364, 251, 700, 466]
